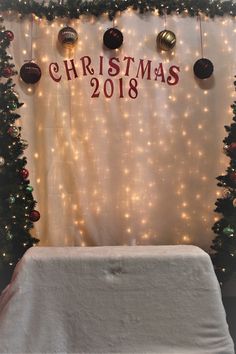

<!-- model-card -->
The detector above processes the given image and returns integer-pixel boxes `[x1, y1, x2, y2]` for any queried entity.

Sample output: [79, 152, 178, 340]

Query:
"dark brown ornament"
[193, 58, 214, 79]
[29, 210, 40, 222]
[103, 28, 123, 50]
[20, 62, 41, 84]
[58, 26, 78, 48]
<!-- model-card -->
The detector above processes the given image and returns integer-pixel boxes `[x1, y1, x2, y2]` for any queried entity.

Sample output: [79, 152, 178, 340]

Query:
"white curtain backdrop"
[4, 12, 236, 249]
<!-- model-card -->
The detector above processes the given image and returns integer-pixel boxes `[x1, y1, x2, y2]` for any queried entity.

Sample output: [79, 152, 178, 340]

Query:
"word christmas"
[49, 55, 180, 99]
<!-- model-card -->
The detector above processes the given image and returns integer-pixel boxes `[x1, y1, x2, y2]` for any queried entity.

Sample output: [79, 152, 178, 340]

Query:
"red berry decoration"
[20, 62, 41, 84]
[229, 172, 236, 183]
[2, 67, 13, 78]
[20, 168, 29, 179]
[103, 28, 123, 50]
[4, 30, 14, 41]
[29, 210, 40, 222]
[8, 126, 20, 138]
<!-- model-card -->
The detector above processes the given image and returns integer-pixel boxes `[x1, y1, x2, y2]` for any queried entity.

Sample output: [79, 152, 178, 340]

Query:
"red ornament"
[4, 30, 14, 41]
[20, 168, 29, 179]
[2, 67, 13, 78]
[228, 143, 236, 156]
[29, 210, 40, 222]
[229, 172, 236, 183]
[8, 126, 20, 137]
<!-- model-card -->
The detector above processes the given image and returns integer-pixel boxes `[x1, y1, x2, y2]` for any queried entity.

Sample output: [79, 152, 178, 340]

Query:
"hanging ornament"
[233, 199, 236, 207]
[26, 185, 34, 193]
[58, 26, 78, 48]
[8, 196, 15, 204]
[156, 30, 176, 51]
[193, 16, 213, 80]
[227, 142, 236, 156]
[2, 67, 13, 78]
[20, 62, 41, 84]
[20, 168, 29, 179]
[0, 156, 5, 166]
[103, 28, 123, 50]
[4, 30, 14, 41]
[29, 210, 40, 222]
[193, 58, 214, 79]
[229, 172, 236, 183]
[8, 126, 20, 138]
[223, 226, 234, 236]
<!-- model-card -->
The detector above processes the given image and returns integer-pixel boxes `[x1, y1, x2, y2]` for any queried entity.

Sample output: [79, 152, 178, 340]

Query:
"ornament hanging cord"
[164, 10, 167, 29]
[25, 14, 34, 62]
[30, 14, 33, 61]
[198, 14, 204, 58]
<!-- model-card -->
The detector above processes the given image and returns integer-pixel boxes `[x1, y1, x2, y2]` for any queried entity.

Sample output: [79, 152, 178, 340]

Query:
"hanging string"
[164, 10, 167, 29]
[24, 14, 34, 62]
[24, 13, 34, 62]
[198, 14, 204, 58]
[30, 14, 33, 61]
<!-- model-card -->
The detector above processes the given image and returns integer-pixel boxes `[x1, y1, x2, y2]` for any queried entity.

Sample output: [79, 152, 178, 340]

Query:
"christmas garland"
[0, 0, 235, 20]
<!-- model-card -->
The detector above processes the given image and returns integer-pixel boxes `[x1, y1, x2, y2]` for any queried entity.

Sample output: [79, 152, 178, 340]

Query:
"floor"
[223, 297, 236, 349]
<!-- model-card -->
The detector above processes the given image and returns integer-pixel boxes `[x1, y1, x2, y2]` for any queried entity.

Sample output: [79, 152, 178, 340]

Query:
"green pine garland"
[0, 0, 235, 20]
[0, 18, 39, 292]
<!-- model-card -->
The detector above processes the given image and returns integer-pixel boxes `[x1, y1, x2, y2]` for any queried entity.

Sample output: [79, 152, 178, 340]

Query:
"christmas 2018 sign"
[49, 56, 180, 99]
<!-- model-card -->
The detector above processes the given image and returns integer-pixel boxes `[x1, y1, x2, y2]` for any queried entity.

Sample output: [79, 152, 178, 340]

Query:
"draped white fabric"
[4, 12, 236, 248]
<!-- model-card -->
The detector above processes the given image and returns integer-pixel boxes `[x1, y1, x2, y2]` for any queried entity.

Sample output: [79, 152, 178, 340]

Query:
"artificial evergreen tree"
[211, 76, 236, 286]
[0, 18, 39, 292]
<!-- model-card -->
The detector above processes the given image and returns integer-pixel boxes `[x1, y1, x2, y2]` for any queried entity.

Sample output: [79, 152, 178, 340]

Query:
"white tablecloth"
[0, 246, 234, 354]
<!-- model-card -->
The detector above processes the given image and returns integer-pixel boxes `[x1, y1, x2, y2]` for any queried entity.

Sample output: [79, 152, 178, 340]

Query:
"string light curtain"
[5, 12, 236, 248]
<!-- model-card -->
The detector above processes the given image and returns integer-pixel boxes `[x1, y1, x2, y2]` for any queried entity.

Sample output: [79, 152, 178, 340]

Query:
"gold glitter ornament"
[156, 30, 176, 51]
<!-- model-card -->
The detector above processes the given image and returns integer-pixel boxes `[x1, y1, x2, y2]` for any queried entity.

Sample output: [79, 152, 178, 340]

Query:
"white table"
[0, 245, 234, 354]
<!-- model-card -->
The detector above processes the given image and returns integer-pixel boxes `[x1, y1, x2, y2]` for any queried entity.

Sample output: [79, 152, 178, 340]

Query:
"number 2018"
[90, 77, 138, 99]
